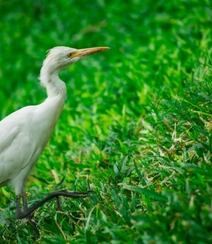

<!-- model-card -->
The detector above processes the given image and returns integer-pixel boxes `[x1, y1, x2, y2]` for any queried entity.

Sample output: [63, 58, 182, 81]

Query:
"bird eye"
[68, 52, 75, 58]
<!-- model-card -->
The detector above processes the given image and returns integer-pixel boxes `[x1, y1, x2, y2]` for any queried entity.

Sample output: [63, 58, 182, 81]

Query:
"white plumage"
[0, 46, 109, 219]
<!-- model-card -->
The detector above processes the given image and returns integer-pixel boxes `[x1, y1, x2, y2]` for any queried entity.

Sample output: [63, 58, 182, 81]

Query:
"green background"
[0, 0, 212, 243]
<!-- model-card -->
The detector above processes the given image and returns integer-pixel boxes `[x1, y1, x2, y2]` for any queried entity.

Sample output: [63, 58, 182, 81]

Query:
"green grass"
[0, 0, 212, 243]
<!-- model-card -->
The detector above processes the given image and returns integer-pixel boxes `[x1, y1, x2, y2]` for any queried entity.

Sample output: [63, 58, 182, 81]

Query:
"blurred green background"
[0, 0, 212, 242]
[1, 0, 211, 117]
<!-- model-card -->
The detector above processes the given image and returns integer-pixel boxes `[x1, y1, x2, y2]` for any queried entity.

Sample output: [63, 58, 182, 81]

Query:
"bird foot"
[16, 190, 92, 219]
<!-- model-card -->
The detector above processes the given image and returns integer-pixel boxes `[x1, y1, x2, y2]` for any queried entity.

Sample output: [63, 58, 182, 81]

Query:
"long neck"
[40, 65, 67, 99]
[37, 65, 67, 143]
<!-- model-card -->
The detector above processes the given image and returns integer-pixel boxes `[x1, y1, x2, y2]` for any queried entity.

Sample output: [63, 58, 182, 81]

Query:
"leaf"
[123, 185, 167, 202]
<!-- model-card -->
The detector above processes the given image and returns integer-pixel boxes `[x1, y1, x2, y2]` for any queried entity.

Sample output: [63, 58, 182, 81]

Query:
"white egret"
[0, 46, 109, 219]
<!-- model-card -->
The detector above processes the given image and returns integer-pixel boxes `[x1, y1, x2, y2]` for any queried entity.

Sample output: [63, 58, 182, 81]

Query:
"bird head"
[42, 46, 109, 73]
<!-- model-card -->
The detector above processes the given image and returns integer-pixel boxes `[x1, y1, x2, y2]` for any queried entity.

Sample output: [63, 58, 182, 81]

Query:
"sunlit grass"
[0, 0, 212, 243]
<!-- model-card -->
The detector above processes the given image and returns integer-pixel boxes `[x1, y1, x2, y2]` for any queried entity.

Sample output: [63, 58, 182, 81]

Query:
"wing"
[0, 106, 38, 184]
[0, 97, 64, 189]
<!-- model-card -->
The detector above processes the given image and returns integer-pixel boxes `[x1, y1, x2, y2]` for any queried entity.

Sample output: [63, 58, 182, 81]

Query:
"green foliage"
[0, 0, 212, 243]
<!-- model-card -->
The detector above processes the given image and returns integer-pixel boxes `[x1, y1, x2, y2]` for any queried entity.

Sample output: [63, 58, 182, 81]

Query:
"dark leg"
[21, 192, 40, 238]
[22, 192, 28, 210]
[56, 196, 61, 211]
[15, 195, 22, 218]
[16, 190, 92, 219]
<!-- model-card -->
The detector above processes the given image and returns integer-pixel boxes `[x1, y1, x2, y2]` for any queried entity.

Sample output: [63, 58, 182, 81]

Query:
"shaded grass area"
[0, 0, 212, 243]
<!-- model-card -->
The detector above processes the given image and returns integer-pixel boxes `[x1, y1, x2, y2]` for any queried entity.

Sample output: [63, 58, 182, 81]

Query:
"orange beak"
[71, 47, 110, 58]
